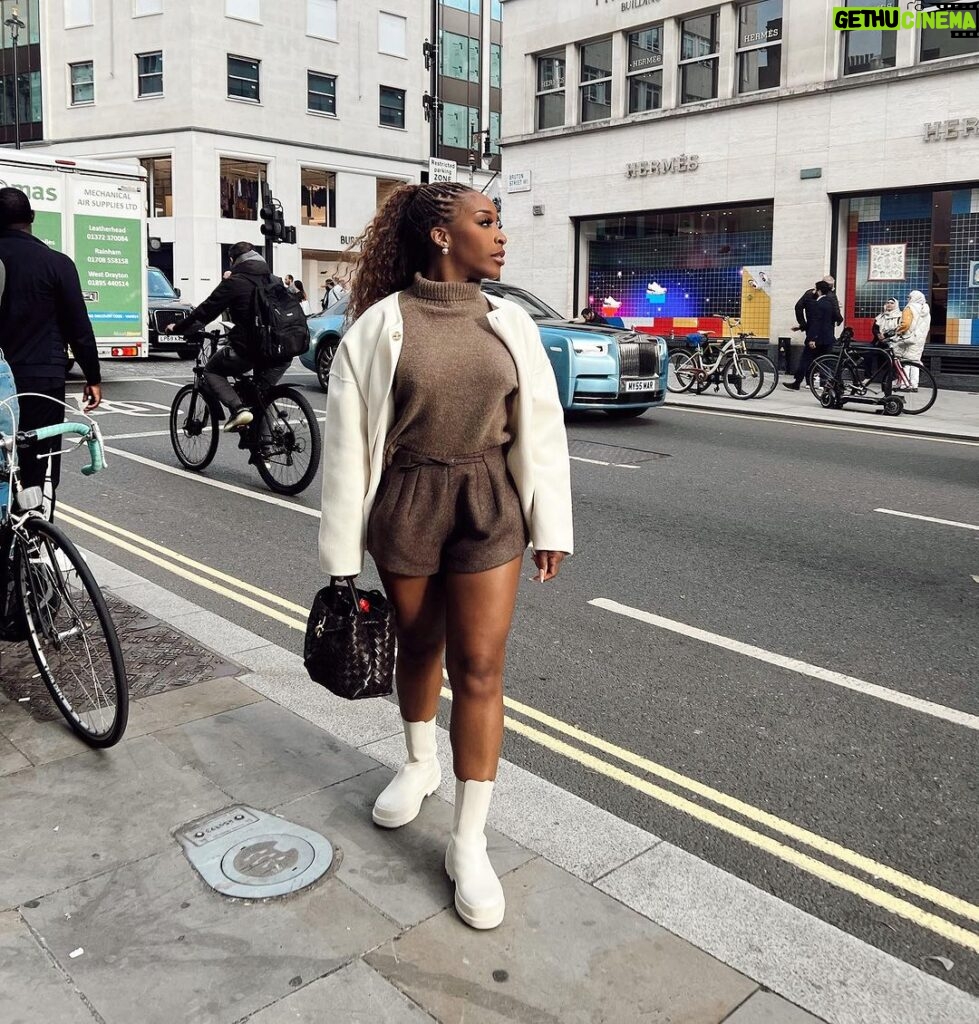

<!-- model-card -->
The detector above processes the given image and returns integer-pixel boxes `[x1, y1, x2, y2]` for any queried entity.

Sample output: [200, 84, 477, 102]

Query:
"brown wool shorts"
[367, 446, 529, 577]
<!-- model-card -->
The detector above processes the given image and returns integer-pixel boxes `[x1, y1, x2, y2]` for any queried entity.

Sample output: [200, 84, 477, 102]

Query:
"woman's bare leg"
[378, 569, 446, 721]
[444, 556, 523, 781]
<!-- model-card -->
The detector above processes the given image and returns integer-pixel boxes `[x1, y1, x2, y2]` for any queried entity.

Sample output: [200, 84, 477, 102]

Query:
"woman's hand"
[532, 550, 566, 583]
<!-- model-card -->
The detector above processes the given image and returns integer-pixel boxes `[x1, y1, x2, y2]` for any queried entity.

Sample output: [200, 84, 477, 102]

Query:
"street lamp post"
[4, 5, 26, 149]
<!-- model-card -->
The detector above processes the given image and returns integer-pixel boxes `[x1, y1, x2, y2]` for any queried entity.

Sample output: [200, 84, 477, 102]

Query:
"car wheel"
[316, 337, 339, 391]
[604, 407, 647, 420]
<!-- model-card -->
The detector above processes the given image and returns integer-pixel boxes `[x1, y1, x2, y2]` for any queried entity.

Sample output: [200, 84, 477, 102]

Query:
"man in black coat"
[0, 187, 102, 495]
[167, 241, 289, 430]
[784, 280, 842, 389]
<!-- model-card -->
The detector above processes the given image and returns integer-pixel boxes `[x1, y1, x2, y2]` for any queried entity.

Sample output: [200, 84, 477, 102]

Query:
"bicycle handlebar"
[19, 421, 105, 476]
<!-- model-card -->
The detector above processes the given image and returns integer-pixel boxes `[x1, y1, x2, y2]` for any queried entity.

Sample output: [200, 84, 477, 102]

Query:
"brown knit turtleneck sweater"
[386, 274, 517, 459]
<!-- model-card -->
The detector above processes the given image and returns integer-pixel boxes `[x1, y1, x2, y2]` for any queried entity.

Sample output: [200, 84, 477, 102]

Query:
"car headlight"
[572, 341, 608, 355]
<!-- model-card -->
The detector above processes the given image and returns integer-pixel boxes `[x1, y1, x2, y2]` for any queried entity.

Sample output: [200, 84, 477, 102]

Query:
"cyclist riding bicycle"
[166, 241, 291, 431]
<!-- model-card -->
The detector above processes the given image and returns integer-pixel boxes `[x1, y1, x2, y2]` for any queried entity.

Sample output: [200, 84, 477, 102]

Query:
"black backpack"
[249, 275, 310, 365]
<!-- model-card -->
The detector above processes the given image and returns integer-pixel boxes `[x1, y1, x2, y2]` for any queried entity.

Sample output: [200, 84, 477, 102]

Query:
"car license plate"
[623, 378, 657, 393]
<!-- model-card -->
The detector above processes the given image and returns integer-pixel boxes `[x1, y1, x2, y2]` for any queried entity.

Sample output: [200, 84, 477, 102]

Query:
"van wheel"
[604, 407, 647, 420]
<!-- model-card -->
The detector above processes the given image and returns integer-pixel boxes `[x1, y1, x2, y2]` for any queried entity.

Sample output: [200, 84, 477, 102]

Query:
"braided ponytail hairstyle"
[348, 181, 472, 319]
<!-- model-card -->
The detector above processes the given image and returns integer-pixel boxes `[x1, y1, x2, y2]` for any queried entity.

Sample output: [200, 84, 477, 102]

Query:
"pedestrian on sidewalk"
[893, 290, 931, 390]
[318, 181, 573, 931]
[784, 280, 842, 390]
[0, 187, 102, 502]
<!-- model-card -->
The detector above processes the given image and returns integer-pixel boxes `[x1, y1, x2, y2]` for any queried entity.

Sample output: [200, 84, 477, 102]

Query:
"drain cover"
[175, 805, 333, 899]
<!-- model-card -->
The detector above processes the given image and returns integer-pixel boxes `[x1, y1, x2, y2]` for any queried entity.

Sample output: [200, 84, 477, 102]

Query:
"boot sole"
[371, 773, 441, 829]
[445, 850, 505, 930]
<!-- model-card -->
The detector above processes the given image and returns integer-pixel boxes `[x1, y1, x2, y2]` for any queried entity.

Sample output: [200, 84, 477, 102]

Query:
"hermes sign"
[923, 118, 979, 141]
[626, 154, 700, 177]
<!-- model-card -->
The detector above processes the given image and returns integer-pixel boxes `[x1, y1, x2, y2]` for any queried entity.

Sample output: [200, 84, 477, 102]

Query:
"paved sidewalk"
[666, 383, 979, 440]
[2, 552, 977, 1024]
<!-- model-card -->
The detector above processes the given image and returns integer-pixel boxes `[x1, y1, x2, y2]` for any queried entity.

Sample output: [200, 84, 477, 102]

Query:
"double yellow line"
[58, 502, 979, 953]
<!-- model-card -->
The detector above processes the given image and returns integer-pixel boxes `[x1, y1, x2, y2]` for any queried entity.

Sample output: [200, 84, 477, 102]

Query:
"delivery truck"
[0, 149, 152, 359]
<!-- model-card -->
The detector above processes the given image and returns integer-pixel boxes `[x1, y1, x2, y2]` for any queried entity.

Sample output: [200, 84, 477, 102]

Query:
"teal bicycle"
[0, 411, 128, 747]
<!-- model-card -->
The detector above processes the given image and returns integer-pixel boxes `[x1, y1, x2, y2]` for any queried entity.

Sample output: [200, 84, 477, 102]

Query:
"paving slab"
[125, 676, 263, 738]
[167, 608, 278, 657]
[367, 856, 757, 1024]
[283, 767, 534, 929]
[246, 959, 433, 1024]
[0, 734, 230, 910]
[724, 990, 827, 1024]
[0, 910, 96, 1024]
[0, 693, 88, 766]
[19, 848, 399, 1024]
[0, 732, 29, 776]
[153, 700, 378, 808]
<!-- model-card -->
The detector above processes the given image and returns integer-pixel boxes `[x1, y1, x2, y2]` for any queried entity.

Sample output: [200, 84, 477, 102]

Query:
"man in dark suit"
[784, 279, 842, 390]
[0, 188, 102, 494]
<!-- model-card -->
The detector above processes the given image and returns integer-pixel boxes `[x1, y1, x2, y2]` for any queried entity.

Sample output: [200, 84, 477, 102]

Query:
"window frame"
[678, 10, 720, 105]
[64, 0, 94, 29]
[840, 0, 898, 77]
[441, 101, 479, 149]
[626, 23, 664, 115]
[535, 50, 566, 131]
[736, 0, 783, 95]
[378, 11, 407, 58]
[133, 0, 163, 15]
[139, 155, 173, 217]
[917, 2, 979, 64]
[579, 37, 613, 124]
[307, 0, 338, 41]
[225, 0, 260, 24]
[378, 84, 406, 130]
[227, 54, 261, 103]
[307, 70, 337, 117]
[218, 157, 267, 221]
[136, 50, 163, 99]
[490, 42, 502, 89]
[68, 60, 95, 106]
[300, 166, 337, 228]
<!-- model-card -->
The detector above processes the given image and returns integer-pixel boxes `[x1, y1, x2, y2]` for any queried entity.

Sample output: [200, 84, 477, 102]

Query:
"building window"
[65, 0, 93, 28]
[580, 38, 612, 123]
[227, 55, 260, 102]
[69, 61, 94, 105]
[220, 158, 265, 220]
[680, 12, 719, 103]
[737, 1, 782, 93]
[134, 0, 163, 14]
[442, 102, 478, 148]
[301, 168, 336, 227]
[307, 0, 337, 40]
[442, 32, 480, 83]
[226, 0, 259, 21]
[490, 43, 502, 89]
[0, 70, 42, 129]
[489, 110, 501, 155]
[379, 85, 405, 129]
[842, 0, 897, 75]
[626, 25, 663, 114]
[307, 71, 336, 115]
[919, 3, 979, 62]
[140, 156, 172, 217]
[491, 0, 502, 20]
[137, 51, 163, 97]
[536, 52, 565, 130]
[376, 177, 403, 209]
[379, 13, 407, 57]
[443, 0, 480, 12]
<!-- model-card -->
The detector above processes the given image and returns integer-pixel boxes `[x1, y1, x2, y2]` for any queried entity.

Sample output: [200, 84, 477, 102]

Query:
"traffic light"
[260, 199, 276, 238]
[282, 225, 296, 245]
[272, 207, 285, 242]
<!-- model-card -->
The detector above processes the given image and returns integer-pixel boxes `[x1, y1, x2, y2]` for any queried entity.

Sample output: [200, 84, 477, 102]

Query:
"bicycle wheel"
[893, 360, 937, 415]
[668, 351, 697, 393]
[721, 357, 762, 400]
[15, 517, 128, 747]
[806, 355, 841, 400]
[170, 384, 220, 471]
[750, 354, 779, 399]
[254, 385, 322, 495]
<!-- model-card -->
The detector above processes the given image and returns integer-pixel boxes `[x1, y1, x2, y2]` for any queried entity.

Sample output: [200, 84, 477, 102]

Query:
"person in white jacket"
[893, 290, 931, 390]
[318, 181, 573, 931]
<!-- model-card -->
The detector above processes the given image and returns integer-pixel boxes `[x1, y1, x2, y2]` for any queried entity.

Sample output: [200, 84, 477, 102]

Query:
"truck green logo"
[0, 178, 59, 202]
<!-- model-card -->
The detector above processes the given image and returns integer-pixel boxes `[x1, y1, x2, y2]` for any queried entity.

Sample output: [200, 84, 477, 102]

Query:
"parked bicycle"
[806, 329, 937, 415]
[667, 327, 765, 400]
[0, 405, 128, 747]
[169, 329, 322, 494]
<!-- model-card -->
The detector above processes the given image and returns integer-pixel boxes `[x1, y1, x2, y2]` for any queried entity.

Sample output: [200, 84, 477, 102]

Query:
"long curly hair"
[348, 181, 473, 319]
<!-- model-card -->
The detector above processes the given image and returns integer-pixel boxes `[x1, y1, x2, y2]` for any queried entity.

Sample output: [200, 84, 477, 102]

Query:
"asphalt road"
[56, 356, 979, 995]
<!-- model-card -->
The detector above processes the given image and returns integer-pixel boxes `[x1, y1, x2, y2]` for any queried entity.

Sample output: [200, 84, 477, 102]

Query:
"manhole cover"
[176, 805, 333, 899]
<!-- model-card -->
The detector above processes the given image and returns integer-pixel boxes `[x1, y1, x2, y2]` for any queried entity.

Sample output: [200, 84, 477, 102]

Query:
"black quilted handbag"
[303, 577, 395, 700]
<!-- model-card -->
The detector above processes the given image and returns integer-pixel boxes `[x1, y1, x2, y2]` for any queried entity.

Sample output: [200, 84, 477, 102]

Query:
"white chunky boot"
[372, 717, 441, 828]
[445, 779, 505, 930]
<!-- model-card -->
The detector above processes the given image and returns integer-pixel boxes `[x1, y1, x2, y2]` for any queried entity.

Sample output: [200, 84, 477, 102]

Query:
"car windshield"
[487, 286, 561, 320]
[317, 294, 349, 317]
[147, 267, 178, 300]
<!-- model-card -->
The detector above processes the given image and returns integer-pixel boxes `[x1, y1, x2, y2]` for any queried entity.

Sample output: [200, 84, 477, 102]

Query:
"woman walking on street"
[894, 290, 931, 390]
[317, 181, 573, 930]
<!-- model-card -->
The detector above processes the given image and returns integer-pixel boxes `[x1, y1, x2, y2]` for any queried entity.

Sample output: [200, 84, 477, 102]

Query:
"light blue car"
[301, 283, 668, 419]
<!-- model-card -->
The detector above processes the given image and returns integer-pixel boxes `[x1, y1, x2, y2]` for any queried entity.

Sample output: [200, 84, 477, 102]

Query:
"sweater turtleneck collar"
[408, 273, 485, 308]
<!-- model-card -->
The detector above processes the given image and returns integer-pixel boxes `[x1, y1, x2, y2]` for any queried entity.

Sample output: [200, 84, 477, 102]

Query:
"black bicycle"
[806, 330, 937, 416]
[169, 330, 322, 495]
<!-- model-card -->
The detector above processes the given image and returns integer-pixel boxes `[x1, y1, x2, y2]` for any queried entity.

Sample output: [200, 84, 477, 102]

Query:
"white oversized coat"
[317, 290, 574, 578]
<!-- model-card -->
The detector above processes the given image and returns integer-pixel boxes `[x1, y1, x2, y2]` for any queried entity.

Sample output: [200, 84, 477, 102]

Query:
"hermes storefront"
[499, 0, 979, 370]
